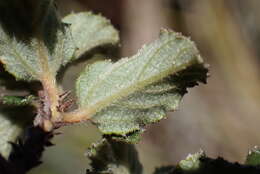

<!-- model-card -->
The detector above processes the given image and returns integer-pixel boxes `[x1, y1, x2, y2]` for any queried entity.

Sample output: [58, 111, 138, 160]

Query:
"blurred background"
[29, 0, 260, 174]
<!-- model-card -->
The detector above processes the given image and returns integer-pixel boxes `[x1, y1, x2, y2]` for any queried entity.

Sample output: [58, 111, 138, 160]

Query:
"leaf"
[0, 108, 24, 159]
[62, 12, 119, 59]
[1, 95, 36, 106]
[0, 0, 75, 81]
[154, 152, 260, 174]
[178, 151, 204, 171]
[86, 138, 143, 174]
[74, 29, 208, 142]
[8, 126, 54, 173]
[0, 126, 53, 174]
[246, 146, 260, 166]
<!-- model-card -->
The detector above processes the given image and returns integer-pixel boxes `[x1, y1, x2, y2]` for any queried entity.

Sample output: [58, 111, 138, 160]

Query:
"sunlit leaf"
[75, 30, 208, 142]
[62, 12, 119, 59]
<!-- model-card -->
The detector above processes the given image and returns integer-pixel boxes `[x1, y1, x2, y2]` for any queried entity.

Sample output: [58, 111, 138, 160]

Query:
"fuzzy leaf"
[178, 151, 204, 171]
[0, 0, 75, 81]
[246, 147, 260, 166]
[86, 138, 143, 174]
[62, 12, 119, 59]
[0, 109, 23, 158]
[76, 30, 208, 142]
[155, 152, 260, 174]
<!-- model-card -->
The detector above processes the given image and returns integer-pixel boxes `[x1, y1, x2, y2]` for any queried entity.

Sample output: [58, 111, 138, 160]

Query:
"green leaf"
[62, 12, 119, 59]
[245, 146, 260, 166]
[0, 114, 21, 159]
[0, 0, 75, 81]
[75, 30, 208, 142]
[1, 95, 36, 106]
[0, 107, 28, 159]
[178, 151, 204, 171]
[155, 151, 260, 174]
[86, 138, 143, 174]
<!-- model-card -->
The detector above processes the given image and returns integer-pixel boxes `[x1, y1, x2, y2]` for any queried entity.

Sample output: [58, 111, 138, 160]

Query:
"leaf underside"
[76, 30, 208, 143]
[0, 113, 21, 158]
[0, 69, 34, 159]
[62, 12, 119, 59]
[0, 0, 75, 81]
[0, 0, 120, 159]
[153, 151, 260, 174]
[0, 1, 119, 82]
[86, 138, 143, 174]
[0, 107, 32, 159]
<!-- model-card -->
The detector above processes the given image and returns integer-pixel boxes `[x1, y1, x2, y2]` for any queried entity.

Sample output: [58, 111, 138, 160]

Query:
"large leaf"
[62, 12, 119, 59]
[74, 30, 208, 142]
[0, 0, 75, 81]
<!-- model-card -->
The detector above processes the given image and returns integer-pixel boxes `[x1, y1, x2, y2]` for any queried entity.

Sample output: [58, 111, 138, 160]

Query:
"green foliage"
[1, 0, 260, 173]
[0, 106, 32, 159]
[62, 12, 119, 59]
[0, 0, 75, 81]
[0, 111, 22, 158]
[0, 0, 212, 173]
[246, 147, 260, 166]
[76, 30, 207, 142]
[178, 151, 204, 171]
[86, 138, 143, 174]
[0, 1, 119, 82]
[153, 151, 260, 174]
[1, 95, 36, 106]
[0, 0, 120, 158]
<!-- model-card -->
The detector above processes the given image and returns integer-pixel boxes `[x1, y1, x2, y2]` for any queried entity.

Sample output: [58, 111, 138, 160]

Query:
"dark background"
[29, 0, 260, 173]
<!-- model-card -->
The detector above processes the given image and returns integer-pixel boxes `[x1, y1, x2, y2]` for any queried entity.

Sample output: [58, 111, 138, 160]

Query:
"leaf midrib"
[83, 37, 187, 108]
[82, 57, 197, 118]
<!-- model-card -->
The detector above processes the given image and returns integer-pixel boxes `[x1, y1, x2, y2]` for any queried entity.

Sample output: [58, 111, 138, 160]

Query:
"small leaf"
[0, 109, 24, 158]
[0, 126, 53, 174]
[62, 12, 119, 59]
[0, 0, 75, 81]
[246, 146, 260, 166]
[155, 152, 260, 174]
[8, 126, 54, 173]
[75, 30, 208, 142]
[178, 151, 204, 171]
[1, 95, 36, 106]
[86, 138, 143, 174]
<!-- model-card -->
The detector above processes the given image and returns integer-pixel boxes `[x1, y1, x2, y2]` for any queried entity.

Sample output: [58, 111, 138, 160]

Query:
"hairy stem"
[37, 39, 61, 131]
[41, 75, 60, 124]
[62, 109, 92, 123]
